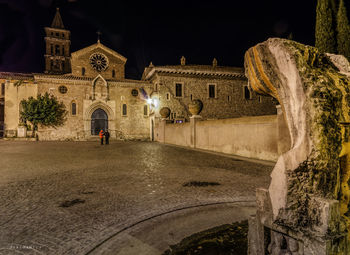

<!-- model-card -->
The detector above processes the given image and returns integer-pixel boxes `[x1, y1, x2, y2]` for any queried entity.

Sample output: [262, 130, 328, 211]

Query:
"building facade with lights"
[142, 58, 276, 124]
[0, 9, 276, 140]
[0, 9, 152, 140]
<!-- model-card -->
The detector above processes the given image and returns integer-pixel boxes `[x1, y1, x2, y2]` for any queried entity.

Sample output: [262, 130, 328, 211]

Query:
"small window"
[50, 44, 53, 55]
[59, 85, 68, 94]
[82, 67, 85, 76]
[227, 95, 231, 102]
[112, 70, 116, 78]
[259, 96, 262, 103]
[62, 46, 65, 55]
[62, 61, 65, 71]
[175, 83, 183, 97]
[244, 86, 251, 100]
[190, 94, 193, 101]
[62, 33, 65, 38]
[144, 105, 148, 116]
[71, 102, 77, 115]
[1, 83, 4, 96]
[208, 84, 216, 98]
[50, 60, 54, 69]
[56, 32, 59, 37]
[131, 89, 139, 97]
[166, 93, 170, 101]
[122, 104, 127, 116]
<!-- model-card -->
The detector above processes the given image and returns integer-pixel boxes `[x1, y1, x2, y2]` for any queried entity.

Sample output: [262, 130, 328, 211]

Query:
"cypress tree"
[337, 0, 350, 60]
[316, 0, 337, 53]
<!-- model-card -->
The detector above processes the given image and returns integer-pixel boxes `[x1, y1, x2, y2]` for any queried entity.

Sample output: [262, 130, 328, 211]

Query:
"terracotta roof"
[0, 72, 34, 80]
[142, 65, 246, 80]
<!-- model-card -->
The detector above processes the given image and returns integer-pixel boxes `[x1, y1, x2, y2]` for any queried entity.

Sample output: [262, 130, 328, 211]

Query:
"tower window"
[71, 102, 77, 116]
[82, 67, 85, 76]
[175, 83, 183, 97]
[112, 70, 115, 78]
[62, 46, 65, 55]
[55, 45, 60, 55]
[56, 32, 59, 37]
[50, 44, 53, 55]
[62, 61, 65, 71]
[122, 104, 127, 116]
[144, 105, 148, 116]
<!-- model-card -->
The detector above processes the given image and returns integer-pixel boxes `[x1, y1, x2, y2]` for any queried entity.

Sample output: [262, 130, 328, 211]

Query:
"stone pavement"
[0, 141, 272, 255]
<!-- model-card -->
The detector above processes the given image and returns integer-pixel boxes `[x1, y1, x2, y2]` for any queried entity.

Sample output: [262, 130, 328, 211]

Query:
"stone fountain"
[245, 38, 350, 254]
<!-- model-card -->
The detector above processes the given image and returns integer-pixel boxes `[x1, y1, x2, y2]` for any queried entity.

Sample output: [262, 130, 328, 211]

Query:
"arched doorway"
[91, 108, 108, 135]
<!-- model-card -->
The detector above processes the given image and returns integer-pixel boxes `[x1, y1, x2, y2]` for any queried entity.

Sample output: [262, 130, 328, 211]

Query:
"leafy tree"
[20, 93, 67, 135]
[337, 0, 350, 60]
[316, 0, 337, 53]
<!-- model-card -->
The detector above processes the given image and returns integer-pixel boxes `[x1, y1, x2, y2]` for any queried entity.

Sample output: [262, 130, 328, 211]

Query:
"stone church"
[0, 9, 276, 141]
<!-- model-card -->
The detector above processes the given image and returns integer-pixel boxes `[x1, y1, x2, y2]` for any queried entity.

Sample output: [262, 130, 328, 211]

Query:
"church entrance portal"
[91, 108, 108, 135]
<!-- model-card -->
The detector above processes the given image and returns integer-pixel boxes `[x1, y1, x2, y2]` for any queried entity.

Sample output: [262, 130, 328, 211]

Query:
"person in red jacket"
[99, 129, 104, 145]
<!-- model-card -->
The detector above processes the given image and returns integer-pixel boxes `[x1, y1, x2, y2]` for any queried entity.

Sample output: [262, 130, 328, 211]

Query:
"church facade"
[1, 9, 152, 141]
[0, 9, 276, 141]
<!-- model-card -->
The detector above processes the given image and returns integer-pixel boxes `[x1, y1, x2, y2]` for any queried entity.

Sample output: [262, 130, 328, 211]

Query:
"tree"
[316, 0, 337, 53]
[337, 0, 350, 60]
[20, 93, 67, 135]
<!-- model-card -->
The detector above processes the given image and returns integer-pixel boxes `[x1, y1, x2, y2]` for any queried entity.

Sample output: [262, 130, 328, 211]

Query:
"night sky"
[0, 0, 324, 79]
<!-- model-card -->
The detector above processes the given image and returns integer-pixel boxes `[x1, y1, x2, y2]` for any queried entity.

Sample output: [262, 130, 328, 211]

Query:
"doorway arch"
[91, 108, 108, 135]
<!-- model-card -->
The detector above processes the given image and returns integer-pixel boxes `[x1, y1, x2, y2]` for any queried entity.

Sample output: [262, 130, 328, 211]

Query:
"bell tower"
[44, 8, 71, 74]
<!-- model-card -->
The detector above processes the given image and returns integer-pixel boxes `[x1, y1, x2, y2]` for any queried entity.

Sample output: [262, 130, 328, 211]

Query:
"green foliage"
[316, 0, 337, 53]
[337, 0, 350, 60]
[20, 93, 67, 131]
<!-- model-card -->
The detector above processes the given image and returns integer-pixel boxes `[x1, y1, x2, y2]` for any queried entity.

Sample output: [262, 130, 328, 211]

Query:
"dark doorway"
[91, 108, 108, 135]
[151, 119, 154, 141]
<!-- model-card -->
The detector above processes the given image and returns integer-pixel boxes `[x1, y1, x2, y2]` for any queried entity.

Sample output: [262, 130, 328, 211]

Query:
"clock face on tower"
[89, 53, 109, 72]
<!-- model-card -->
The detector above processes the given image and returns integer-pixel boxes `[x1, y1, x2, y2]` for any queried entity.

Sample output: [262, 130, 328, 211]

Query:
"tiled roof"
[0, 72, 34, 80]
[142, 65, 246, 80]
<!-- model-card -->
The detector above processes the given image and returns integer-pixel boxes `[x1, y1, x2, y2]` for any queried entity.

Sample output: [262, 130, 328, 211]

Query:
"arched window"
[82, 67, 85, 76]
[112, 69, 115, 78]
[71, 102, 77, 116]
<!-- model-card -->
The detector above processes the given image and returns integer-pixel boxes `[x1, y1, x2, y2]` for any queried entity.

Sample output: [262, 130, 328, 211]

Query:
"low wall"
[156, 113, 288, 162]
[195, 116, 278, 161]
[164, 122, 191, 147]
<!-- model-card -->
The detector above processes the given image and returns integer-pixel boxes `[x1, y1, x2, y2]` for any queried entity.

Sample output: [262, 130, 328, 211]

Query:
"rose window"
[89, 53, 109, 72]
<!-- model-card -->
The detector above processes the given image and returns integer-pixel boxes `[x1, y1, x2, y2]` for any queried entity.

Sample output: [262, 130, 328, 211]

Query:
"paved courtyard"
[0, 141, 273, 255]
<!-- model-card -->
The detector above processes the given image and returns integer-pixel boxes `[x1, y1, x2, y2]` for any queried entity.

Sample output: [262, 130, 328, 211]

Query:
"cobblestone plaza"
[0, 141, 272, 254]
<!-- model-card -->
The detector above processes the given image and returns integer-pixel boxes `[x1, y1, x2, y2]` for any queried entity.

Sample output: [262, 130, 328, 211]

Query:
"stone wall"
[155, 113, 284, 162]
[1, 79, 37, 137]
[149, 72, 277, 121]
[71, 44, 125, 80]
[34, 76, 151, 140]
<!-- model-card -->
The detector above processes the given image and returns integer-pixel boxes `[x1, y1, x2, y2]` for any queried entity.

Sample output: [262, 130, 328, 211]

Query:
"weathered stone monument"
[245, 38, 350, 254]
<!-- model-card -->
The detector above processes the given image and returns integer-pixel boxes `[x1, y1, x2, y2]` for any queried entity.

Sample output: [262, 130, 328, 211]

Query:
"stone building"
[0, 9, 152, 140]
[142, 57, 276, 123]
[0, 8, 276, 141]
